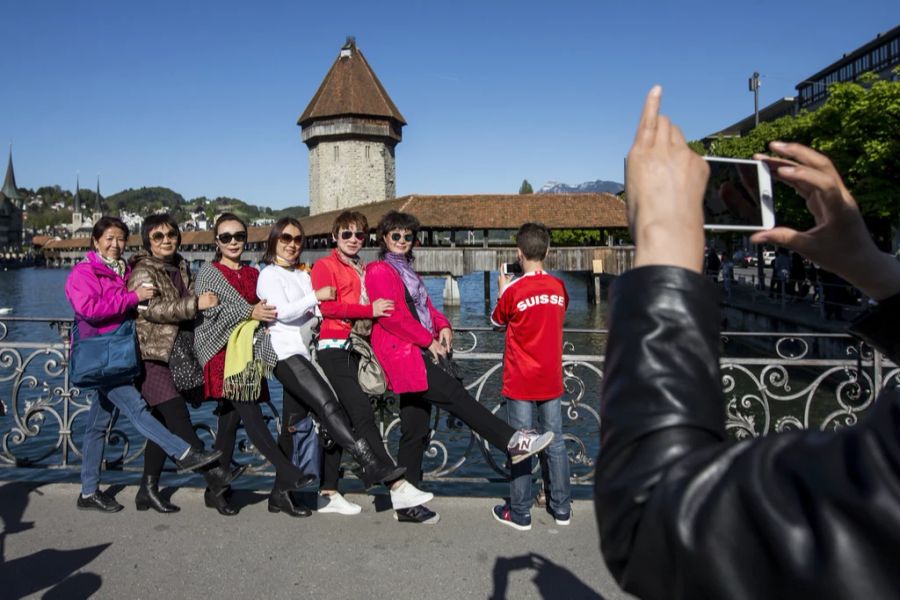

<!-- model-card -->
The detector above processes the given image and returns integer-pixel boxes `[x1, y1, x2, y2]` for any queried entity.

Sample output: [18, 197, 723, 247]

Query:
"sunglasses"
[340, 231, 366, 241]
[150, 231, 178, 243]
[279, 233, 304, 245]
[390, 232, 415, 243]
[216, 231, 247, 244]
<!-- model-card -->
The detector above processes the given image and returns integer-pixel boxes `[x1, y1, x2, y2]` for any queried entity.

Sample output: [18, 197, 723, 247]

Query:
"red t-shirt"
[491, 271, 568, 401]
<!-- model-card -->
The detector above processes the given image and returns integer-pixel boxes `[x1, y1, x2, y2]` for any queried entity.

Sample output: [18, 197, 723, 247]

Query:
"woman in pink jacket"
[365, 210, 554, 524]
[65, 217, 221, 513]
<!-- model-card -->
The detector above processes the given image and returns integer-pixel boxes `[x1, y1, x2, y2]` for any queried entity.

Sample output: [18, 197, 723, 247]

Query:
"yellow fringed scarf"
[222, 320, 271, 402]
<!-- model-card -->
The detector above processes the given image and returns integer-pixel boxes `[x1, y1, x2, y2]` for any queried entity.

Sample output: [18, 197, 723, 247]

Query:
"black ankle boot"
[349, 439, 407, 488]
[135, 475, 180, 513]
[268, 484, 312, 518]
[203, 464, 248, 491]
[204, 487, 238, 516]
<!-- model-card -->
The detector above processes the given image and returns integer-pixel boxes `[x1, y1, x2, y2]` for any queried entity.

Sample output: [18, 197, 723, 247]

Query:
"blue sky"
[2, 1, 896, 208]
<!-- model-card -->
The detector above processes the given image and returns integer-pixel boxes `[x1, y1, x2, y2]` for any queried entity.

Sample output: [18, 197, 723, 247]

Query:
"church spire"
[73, 175, 81, 214]
[94, 176, 102, 214]
[1, 146, 21, 205]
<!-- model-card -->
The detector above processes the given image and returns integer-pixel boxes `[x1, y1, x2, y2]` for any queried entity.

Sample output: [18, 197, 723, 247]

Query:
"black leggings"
[399, 358, 515, 485]
[274, 355, 359, 452]
[144, 396, 203, 477]
[277, 383, 344, 492]
[317, 348, 396, 469]
[213, 399, 306, 486]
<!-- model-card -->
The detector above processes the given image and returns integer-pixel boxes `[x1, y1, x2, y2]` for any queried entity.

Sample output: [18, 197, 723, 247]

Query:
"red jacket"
[310, 250, 374, 341]
[364, 260, 451, 394]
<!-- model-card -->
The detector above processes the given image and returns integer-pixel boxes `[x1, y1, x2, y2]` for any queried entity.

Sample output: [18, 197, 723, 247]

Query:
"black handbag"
[70, 319, 140, 389]
[169, 328, 204, 394]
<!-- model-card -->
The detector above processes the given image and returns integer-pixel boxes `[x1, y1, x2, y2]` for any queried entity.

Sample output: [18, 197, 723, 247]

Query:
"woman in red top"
[193, 213, 315, 517]
[311, 211, 435, 518]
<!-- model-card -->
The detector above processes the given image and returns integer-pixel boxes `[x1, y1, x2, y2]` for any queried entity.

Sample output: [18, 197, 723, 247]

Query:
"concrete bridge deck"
[0, 478, 632, 600]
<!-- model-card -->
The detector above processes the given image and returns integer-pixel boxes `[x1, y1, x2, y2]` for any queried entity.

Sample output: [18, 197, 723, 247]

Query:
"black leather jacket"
[595, 266, 900, 600]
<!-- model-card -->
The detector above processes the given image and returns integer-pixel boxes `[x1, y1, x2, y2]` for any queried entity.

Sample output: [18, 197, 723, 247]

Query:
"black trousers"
[214, 399, 306, 486]
[399, 358, 515, 485]
[274, 355, 359, 453]
[277, 377, 343, 492]
[317, 348, 396, 470]
[143, 396, 203, 477]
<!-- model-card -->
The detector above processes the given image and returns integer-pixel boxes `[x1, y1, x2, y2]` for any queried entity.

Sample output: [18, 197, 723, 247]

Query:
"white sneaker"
[508, 430, 555, 464]
[390, 481, 435, 510]
[317, 492, 362, 515]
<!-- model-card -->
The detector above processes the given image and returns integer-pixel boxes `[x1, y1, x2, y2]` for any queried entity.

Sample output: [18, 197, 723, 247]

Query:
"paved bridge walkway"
[0, 478, 632, 600]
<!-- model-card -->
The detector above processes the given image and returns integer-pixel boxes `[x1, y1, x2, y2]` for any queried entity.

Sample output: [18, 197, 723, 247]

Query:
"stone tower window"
[334, 146, 340, 161]
[365, 145, 370, 159]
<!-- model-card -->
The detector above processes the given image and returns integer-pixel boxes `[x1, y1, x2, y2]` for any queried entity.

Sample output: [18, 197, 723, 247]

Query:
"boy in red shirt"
[490, 222, 571, 530]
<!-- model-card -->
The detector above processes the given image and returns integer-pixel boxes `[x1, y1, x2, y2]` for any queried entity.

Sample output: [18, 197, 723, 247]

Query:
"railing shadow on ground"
[0, 481, 109, 599]
[1, 317, 897, 486]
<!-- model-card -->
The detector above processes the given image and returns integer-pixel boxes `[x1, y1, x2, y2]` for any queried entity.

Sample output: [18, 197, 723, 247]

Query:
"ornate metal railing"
[1, 317, 895, 485]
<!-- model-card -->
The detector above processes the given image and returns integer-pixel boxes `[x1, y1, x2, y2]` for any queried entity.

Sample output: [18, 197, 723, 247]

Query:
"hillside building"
[299, 37, 406, 215]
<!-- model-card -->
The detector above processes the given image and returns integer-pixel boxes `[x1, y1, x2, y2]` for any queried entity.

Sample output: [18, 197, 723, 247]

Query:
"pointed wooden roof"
[298, 38, 406, 127]
[1, 150, 21, 201]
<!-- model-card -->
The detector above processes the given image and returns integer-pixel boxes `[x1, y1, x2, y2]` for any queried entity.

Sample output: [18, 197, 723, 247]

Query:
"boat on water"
[0, 307, 13, 315]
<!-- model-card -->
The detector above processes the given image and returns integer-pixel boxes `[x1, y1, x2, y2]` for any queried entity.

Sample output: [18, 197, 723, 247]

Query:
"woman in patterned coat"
[127, 213, 240, 513]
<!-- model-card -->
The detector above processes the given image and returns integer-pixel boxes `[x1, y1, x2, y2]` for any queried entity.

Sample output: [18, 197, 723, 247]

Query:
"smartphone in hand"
[701, 157, 774, 231]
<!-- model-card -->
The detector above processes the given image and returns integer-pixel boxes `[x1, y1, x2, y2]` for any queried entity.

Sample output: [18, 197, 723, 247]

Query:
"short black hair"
[91, 216, 129, 243]
[516, 222, 550, 261]
[375, 210, 420, 259]
[141, 213, 181, 251]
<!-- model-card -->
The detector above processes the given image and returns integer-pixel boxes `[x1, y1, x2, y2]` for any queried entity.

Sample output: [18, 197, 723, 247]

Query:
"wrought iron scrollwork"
[1, 320, 895, 487]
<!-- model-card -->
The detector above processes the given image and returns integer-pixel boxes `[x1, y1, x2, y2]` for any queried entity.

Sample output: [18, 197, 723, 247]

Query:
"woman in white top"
[257, 218, 406, 515]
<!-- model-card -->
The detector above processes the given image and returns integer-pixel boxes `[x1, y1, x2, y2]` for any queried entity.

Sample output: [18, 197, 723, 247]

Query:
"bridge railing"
[1, 317, 896, 484]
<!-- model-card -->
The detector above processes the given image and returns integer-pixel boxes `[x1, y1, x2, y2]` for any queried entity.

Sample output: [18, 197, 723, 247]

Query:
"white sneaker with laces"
[390, 481, 435, 510]
[508, 430, 555, 464]
[317, 492, 362, 515]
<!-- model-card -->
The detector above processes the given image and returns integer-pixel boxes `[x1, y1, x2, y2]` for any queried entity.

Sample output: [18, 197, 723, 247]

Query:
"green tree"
[518, 179, 534, 194]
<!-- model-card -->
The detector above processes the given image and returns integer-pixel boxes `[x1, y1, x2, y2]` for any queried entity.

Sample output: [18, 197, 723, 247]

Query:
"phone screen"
[703, 159, 766, 227]
[503, 262, 523, 276]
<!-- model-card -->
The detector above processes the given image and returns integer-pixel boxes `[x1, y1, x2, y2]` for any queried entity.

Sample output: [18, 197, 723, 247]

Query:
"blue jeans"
[80, 384, 191, 495]
[506, 396, 571, 518]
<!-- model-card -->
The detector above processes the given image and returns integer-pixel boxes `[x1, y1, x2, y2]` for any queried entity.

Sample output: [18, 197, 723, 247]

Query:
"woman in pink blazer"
[365, 211, 554, 525]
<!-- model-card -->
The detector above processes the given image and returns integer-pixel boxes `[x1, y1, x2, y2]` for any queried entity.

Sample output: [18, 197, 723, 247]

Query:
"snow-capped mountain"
[538, 179, 624, 195]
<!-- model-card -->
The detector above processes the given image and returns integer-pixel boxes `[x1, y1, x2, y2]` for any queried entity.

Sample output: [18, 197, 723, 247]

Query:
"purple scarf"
[385, 252, 433, 333]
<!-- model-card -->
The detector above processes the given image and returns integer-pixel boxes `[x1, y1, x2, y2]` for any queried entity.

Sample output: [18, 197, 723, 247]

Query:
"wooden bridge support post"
[443, 275, 461, 306]
[483, 271, 492, 310]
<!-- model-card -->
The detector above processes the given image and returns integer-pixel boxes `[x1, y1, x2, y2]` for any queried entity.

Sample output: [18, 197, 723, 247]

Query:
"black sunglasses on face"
[216, 231, 247, 244]
[390, 232, 415, 243]
[340, 230, 366, 241]
[279, 233, 303, 245]
[150, 231, 178, 243]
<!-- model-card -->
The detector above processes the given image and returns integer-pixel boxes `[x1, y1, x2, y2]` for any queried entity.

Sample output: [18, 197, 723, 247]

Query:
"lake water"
[0, 267, 607, 489]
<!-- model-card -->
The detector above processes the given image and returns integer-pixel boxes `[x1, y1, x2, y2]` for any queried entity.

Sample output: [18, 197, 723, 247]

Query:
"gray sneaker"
[508, 430, 554, 464]
[394, 505, 440, 524]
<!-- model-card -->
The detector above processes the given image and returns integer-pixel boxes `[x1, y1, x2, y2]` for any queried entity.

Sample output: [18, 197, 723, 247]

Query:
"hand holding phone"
[501, 262, 523, 276]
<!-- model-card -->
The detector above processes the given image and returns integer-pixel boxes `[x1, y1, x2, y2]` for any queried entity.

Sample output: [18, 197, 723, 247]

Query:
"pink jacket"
[65, 251, 140, 339]
[365, 260, 451, 394]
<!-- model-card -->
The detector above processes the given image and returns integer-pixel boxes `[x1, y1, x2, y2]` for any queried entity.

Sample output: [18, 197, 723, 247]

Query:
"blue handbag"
[291, 415, 322, 483]
[69, 319, 141, 389]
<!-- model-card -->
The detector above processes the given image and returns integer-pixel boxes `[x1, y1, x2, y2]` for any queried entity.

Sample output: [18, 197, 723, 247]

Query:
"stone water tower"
[299, 37, 406, 215]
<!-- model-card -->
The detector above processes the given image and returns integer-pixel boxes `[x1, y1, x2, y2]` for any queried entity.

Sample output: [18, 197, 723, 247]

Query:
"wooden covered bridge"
[38, 192, 633, 304]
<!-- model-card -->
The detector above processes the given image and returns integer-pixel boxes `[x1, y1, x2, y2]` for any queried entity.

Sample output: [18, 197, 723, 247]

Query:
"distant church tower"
[298, 37, 406, 215]
[91, 177, 103, 224]
[72, 176, 84, 232]
[0, 148, 24, 248]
